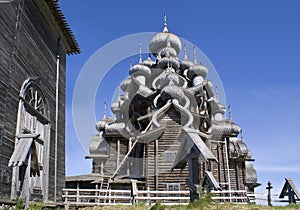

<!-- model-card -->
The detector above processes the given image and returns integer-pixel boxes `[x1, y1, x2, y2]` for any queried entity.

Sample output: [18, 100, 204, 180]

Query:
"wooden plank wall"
[211, 141, 246, 191]
[0, 0, 67, 202]
[147, 108, 189, 191]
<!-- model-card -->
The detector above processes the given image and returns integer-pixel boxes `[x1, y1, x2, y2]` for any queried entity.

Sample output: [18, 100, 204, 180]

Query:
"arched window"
[9, 79, 50, 201]
[24, 85, 46, 116]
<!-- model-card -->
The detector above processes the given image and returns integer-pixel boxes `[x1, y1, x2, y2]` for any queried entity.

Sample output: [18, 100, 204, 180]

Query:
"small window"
[166, 183, 180, 197]
[165, 151, 176, 161]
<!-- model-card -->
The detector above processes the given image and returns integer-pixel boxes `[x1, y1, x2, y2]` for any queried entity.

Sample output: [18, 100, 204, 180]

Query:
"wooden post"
[117, 139, 120, 167]
[147, 186, 151, 206]
[235, 162, 240, 190]
[266, 181, 273, 206]
[127, 139, 132, 175]
[288, 186, 296, 204]
[217, 143, 222, 184]
[54, 38, 61, 203]
[64, 190, 68, 203]
[108, 187, 111, 204]
[64, 190, 68, 210]
[155, 139, 158, 191]
[76, 183, 80, 203]
[96, 184, 99, 204]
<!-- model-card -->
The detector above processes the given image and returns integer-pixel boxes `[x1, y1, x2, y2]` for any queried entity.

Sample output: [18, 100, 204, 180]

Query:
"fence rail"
[247, 193, 297, 205]
[62, 188, 190, 206]
[62, 188, 299, 207]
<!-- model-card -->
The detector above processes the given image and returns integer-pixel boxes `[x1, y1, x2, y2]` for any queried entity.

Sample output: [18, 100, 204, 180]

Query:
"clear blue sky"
[59, 0, 300, 195]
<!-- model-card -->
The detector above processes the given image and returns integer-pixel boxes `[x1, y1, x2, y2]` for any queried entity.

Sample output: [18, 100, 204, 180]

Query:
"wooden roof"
[279, 178, 300, 200]
[35, 0, 80, 54]
[66, 174, 103, 182]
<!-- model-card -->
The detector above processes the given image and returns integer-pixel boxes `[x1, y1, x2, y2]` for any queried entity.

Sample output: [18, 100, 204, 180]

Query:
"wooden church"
[0, 0, 79, 206]
[81, 16, 260, 200]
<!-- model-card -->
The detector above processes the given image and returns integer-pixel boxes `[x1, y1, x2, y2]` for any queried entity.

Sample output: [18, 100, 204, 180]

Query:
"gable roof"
[35, 0, 80, 54]
[279, 178, 300, 200]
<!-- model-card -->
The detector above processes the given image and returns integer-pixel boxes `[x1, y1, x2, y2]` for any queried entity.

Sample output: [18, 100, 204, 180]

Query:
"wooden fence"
[210, 190, 250, 204]
[211, 190, 299, 205]
[62, 188, 299, 207]
[247, 193, 298, 205]
[62, 188, 190, 207]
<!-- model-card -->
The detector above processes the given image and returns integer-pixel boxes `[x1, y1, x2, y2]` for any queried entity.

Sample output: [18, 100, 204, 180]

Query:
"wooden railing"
[247, 192, 299, 205]
[211, 190, 300, 205]
[211, 190, 250, 204]
[62, 188, 190, 207]
[63, 188, 299, 207]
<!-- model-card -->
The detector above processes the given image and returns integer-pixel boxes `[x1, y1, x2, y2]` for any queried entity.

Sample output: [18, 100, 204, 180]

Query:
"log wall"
[0, 0, 67, 202]
[146, 108, 189, 191]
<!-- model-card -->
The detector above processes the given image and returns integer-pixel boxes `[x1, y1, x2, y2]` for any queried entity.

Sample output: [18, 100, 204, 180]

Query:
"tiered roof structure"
[86, 15, 259, 198]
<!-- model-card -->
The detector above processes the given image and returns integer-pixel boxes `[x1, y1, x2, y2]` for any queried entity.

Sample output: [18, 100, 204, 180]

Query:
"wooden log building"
[66, 16, 260, 202]
[0, 0, 79, 205]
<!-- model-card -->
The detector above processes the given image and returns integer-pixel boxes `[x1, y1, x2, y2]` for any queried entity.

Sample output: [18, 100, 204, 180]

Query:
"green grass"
[77, 195, 300, 210]
[79, 203, 300, 210]
[79, 201, 300, 210]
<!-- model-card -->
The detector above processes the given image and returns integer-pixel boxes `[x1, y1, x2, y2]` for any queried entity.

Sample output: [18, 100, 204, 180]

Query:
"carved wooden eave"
[201, 171, 222, 191]
[173, 128, 217, 170]
[136, 126, 165, 144]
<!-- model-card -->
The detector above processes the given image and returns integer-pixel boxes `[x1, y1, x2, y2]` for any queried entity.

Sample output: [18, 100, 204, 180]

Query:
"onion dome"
[111, 101, 119, 113]
[150, 33, 181, 56]
[120, 78, 132, 92]
[245, 163, 258, 184]
[231, 121, 242, 135]
[188, 63, 208, 79]
[180, 45, 193, 72]
[129, 47, 151, 79]
[229, 138, 249, 158]
[236, 139, 248, 156]
[143, 54, 156, 67]
[89, 135, 108, 157]
[149, 13, 181, 56]
[105, 122, 126, 134]
[187, 48, 208, 80]
[159, 35, 177, 57]
[96, 119, 107, 132]
[160, 46, 177, 58]
[130, 63, 151, 78]
[96, 102, 113, 132]
[157, 56, 180, 69]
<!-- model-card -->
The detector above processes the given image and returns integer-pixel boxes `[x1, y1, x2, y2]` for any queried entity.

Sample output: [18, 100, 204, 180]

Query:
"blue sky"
[59, 0, 300, 196]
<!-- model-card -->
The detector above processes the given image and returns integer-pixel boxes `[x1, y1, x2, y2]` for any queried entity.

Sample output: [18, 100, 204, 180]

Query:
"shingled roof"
[35, 0, 80, 54]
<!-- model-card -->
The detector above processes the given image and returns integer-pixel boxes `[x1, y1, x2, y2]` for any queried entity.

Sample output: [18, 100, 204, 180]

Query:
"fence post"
[95, 184, 99, 204]
[266, 181, 273, 206]
[64, 190, 68, 203]
[147, 186, 151, 206]
[108, 187, 111, 204]
[64, 190, 68, 210]
[76, 183, 80, 203]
